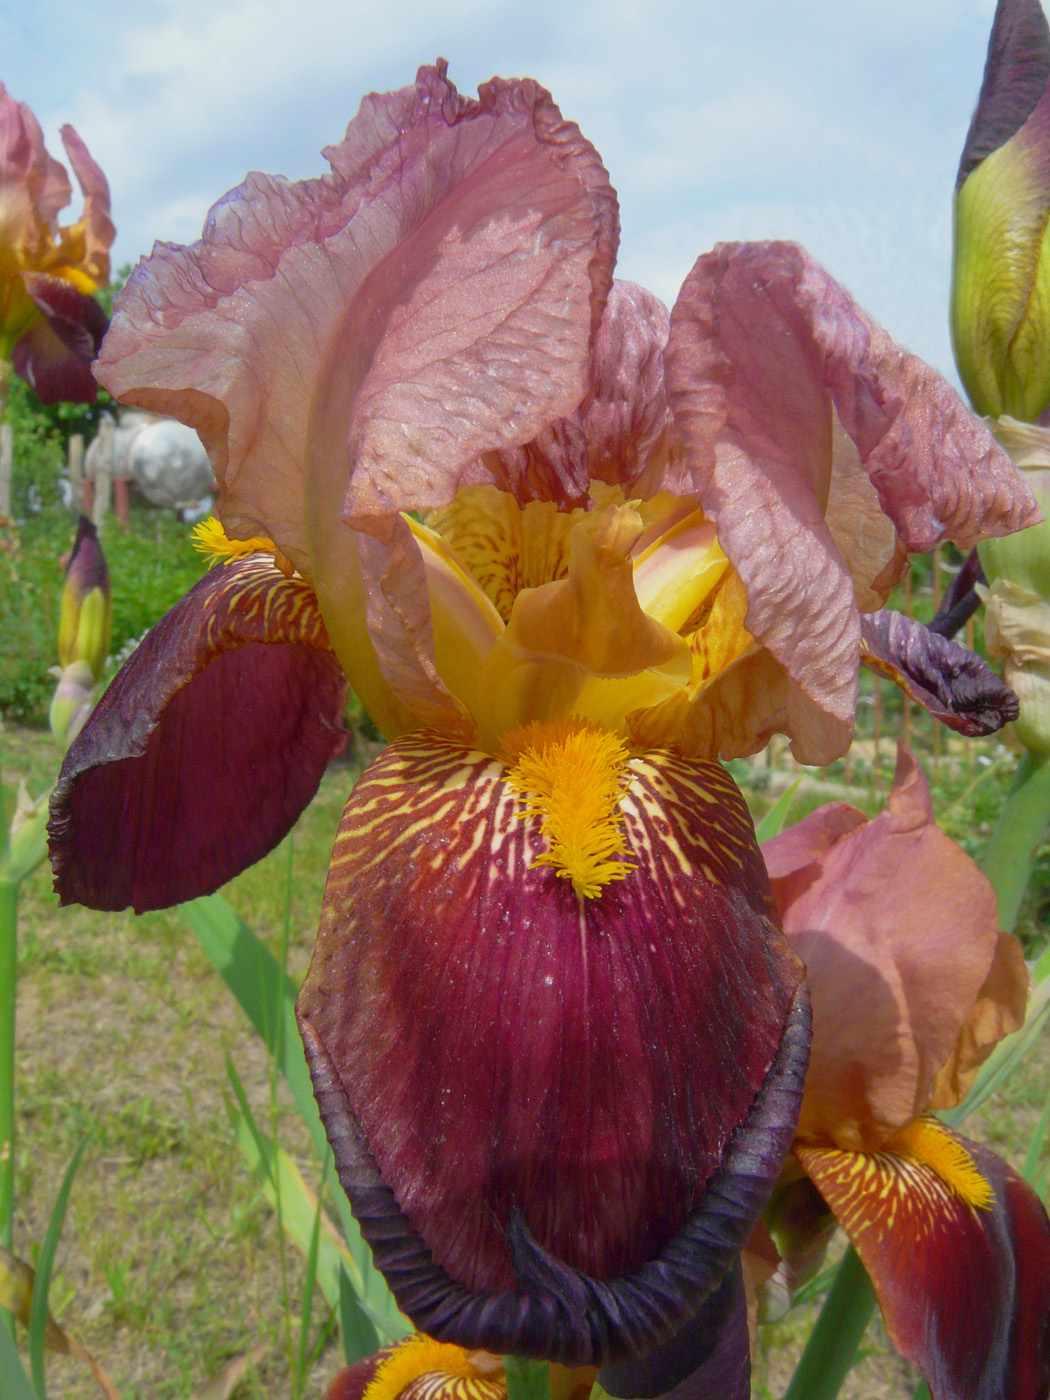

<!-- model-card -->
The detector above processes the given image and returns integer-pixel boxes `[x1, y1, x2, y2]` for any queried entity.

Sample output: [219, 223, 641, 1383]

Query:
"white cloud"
[7, 0, 1001, 378]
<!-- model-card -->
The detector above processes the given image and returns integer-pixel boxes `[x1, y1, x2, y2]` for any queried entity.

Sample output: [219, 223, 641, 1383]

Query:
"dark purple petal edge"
[296, 986, 810, 1367]
[598, 1260, 751, 1400]
[860, 610, 1019, 736]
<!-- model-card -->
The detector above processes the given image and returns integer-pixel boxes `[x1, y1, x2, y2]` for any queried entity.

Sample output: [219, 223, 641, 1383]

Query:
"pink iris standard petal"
[666, 240, 1039, 764]
[0, 83, 71, 250]
[97, 62, 616, 567]
[48, 557, 349, 913]
[488, 280, 681, 503]
[58, 124, 114, 285]
[761, 748, 1003, 1151]
[97, 64, 616, 736]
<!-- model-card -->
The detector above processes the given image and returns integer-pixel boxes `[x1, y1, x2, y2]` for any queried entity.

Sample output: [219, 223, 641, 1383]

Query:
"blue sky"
[4, 0, 1001, 383]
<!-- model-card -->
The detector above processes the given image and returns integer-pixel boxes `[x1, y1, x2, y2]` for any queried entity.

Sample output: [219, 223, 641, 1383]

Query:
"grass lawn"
[2, 721, 1047, 1400]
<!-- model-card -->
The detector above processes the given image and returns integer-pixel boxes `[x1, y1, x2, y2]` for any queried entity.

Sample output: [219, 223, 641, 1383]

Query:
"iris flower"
[48, 63, 1039, 1384]
[0, 83, 113, 404]
[761, 750, 1050, 1400]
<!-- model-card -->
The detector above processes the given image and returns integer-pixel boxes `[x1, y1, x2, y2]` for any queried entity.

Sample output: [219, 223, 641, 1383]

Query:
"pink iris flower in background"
[47, 62, 1040, 1397]
[0, 84, 114, 405]
[759, 750, 1050, 1400]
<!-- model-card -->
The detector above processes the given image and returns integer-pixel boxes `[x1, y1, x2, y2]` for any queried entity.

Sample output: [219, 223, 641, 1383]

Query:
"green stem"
[781, 1247, 875, 1400]
[0, 878, 16, 1253]
[980, 749, 1050, 932]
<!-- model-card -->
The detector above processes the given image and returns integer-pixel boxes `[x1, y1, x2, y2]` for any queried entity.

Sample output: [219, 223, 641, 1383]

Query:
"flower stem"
[781, 1247, 875, 1400]
[980, 750, 1050, 932]
[0, 877, 16, 1254]
[503, 1357, 550, 1400]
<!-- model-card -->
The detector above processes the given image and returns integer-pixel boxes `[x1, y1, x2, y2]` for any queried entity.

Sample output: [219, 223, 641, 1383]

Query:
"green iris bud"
[951, 0, 1050, 420]
[48, 659, 97, 751]
[57, 515, 111, 683]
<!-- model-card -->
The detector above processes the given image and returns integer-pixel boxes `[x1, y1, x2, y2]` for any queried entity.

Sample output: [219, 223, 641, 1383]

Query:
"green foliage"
[0, 504, 206, 726]
[29, 1138, 90, 1398]
[180, 890, 410, 1357]
[0, 1319, 36, 1400]
[504, 1357, 550, 1400]
[4, 376, 118, 516]
[1, 266, 131, 515]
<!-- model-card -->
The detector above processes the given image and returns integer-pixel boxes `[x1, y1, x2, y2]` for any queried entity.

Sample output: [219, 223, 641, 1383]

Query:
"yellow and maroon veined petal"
[296, 736, 810, 1364]
[48, 556, 349, 913]
[798, 1126, 1050, 1400]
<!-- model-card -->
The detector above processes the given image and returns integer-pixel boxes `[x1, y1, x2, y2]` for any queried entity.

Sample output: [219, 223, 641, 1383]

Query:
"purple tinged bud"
[952, 0, 1050, 418]
[57, 515, 112, 681]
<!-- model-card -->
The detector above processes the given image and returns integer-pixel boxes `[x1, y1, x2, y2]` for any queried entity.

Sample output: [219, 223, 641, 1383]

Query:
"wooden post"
[93, 418, 114, 527]
[114, 475, 130, 525]
[68, 434, 84, 515]
[0, 424, 11, 519]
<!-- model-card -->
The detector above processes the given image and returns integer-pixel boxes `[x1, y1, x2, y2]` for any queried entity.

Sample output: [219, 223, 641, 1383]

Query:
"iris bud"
[48, 659, 96, 751]
[57, 515, 111, 682]
[951, 0, 1050, 419]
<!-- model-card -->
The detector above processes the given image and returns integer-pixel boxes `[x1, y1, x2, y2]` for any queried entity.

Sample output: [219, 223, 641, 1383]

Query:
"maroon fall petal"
[296, 735, 809, 1362]
[860, 609, 1020, 736]
[22, 270, 109, 357]
[48, 557, 349, 912]
[12, 316, 99, 404]
[957, 0, 1050, 187]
